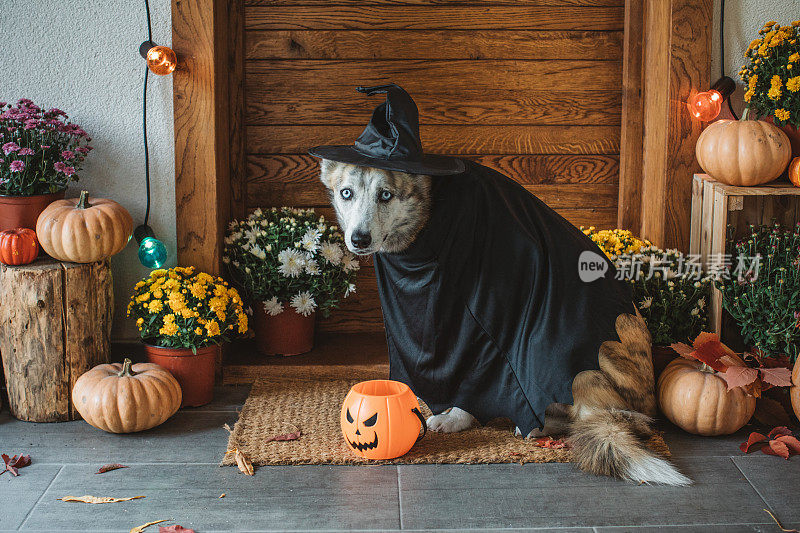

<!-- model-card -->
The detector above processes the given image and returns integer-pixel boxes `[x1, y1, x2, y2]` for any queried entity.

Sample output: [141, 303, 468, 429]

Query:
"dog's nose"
[351, 231, 372, 250]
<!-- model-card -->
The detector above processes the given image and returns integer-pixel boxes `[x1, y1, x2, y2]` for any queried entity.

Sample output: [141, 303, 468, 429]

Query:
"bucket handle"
[411, 407, 427, 442]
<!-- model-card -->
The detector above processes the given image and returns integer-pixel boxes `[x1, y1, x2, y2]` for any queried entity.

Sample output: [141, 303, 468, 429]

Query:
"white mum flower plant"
[223, 207, 360, 318]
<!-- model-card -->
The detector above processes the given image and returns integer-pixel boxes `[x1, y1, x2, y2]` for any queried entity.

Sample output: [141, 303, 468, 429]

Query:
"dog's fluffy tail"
[569, 408, 690, 486]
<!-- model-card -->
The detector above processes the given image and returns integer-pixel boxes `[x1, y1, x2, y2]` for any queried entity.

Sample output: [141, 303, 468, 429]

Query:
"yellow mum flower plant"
[128, 266, 248, 350]
[741, 20, 800, 127]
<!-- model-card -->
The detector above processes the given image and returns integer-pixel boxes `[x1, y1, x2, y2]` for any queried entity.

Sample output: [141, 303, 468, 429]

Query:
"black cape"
[373, 161, 635, 435]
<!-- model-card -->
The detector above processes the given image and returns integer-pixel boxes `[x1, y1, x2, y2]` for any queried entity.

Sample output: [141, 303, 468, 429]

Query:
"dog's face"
[319, 159, 432, 255]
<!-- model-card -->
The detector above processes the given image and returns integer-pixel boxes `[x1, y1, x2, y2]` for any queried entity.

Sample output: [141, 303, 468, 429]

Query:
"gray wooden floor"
[0, 385, 797, 533]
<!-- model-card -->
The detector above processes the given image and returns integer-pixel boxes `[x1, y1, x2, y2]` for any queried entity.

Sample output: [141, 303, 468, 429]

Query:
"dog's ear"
[319, 159, 337, 189]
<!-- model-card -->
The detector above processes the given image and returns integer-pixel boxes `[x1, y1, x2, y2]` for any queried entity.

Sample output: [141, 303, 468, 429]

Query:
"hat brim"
[308, 145, 465, 176]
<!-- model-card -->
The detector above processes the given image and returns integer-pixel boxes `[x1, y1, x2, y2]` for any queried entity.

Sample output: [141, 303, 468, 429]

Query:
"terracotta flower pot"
[252, 303, 315, 356]
[0, 190, 65, 232]
[652, 345, 679, 381]
[143, 343, 219, 407]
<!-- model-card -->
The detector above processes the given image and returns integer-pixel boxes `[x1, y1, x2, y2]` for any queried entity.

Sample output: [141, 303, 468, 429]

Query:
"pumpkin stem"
[741, 107, 750, 121]
[699, 362, 715, 373]
[118, 358, 137, 377]
[76, 190, 90, 209]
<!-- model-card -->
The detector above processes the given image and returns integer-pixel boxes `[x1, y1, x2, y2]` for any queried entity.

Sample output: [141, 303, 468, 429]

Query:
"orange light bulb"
[687, 89, 722, 121]
[146, 46, 177, 76]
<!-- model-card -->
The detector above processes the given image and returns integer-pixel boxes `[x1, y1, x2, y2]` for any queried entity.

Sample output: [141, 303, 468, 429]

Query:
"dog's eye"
[340, 188, 353, 200]
[379, 190, 393, 202]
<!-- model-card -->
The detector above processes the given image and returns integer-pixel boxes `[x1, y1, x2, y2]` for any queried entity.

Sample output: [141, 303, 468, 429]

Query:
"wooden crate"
[689, 174, 800, 335]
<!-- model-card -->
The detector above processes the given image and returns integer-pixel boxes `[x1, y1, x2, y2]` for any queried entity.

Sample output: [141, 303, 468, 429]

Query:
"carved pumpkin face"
[340, 379, 426, 460]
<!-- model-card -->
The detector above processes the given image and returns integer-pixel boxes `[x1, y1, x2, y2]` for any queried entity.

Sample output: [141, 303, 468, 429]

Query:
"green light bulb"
[138, 236, 167, 269]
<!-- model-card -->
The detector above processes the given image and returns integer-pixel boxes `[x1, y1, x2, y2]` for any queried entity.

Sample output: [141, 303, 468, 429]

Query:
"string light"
[687, 76, 735, 122]
[134, 0, 174, 268]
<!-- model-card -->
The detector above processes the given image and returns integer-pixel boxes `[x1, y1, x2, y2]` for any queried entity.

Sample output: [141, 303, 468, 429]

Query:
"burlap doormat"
[221, 377, 671, 466]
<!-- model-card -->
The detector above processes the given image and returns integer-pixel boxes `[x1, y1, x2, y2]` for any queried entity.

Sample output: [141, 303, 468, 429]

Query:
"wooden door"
[239, 0, 625, 334]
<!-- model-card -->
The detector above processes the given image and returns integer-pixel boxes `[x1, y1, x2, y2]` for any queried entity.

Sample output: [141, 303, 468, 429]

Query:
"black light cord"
[719, 0, 738, 119]
[142, 0, 153, 228]
[142, 65, 151, 226]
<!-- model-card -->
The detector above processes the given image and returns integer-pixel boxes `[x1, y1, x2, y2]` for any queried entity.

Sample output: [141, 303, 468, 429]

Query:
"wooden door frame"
[172, 0, 712, 274]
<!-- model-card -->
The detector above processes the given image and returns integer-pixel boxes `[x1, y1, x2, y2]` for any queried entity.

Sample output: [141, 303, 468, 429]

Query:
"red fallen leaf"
[693, 331, 720, 347]
[775, 435, 800, 455]
[265, 430, 301, 443]
[760, 367, 793, 387]
[692, 341, 729, 372]
[670, 342, 694, 359]
[768, 426, 793, 439]
[532, 437, 571, 450]
[1, 453, 31, 476]
[159, 526, 196, 533]
[96, 463, 128, 474]
[721, 366, 759, 391]
[739, 432, 768, 453]
[761, 354, 792, 369]
[762, 440, 791, 459]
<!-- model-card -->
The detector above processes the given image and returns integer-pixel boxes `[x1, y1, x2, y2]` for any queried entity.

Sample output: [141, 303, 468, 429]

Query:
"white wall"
[2, 0, 797, 341]
[1, 0, 175, 341]
[712, 0, 800, 116]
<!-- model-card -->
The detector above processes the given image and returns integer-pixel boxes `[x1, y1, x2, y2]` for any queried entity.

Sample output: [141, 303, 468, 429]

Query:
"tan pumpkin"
[72, 358, 182, 433]
[36, 190, 133, 263]
[657, 358, 756, 436]
[791, 358, 800, 423]
[696, 119, 791, 186]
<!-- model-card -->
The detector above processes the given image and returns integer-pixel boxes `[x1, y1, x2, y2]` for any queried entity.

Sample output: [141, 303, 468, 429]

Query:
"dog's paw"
[426, 407, 477, 433]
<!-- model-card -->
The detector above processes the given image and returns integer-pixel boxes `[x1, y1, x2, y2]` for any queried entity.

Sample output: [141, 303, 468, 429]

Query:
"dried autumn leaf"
[58, 495, 145, 504]
[97, 463, 128, 474]
[739, 432, 768, 453]
[225, 447, 254, 476]
[760, 367, 793, 387]
[721, 366, 759, 391]
[159, 525, 196, 533]
[1, 453, 31, 476]
[775, 435, 800, 455]
[768, 426, 793, 439]
[763, 439, 791, 459]
[532, 437, 571, 450]
[693, 331, 720, 347]
[670, 342, 694, 359]
[130, 519, 170, 533]
[265, 430, 302, 443]
[691, 340, 730, 372]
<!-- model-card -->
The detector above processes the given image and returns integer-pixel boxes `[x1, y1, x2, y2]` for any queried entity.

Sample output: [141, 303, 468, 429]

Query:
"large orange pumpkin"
[36, 190, 133, 263]
[657, 358, 756, 436]
[340, 380, 426, 460]
[789, 157, 800, 188]
[0, 228, 38, 265]
[696, 119, 791, 186]
[791, 358, 800, 423]
[72, 358, 182, 433]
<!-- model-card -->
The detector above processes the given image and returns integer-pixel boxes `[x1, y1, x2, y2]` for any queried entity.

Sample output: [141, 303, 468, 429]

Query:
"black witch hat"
[309, 84, 465, 176]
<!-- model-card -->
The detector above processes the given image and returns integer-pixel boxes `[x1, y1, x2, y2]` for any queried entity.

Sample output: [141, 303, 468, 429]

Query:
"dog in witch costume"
[310, 84, 689, 485]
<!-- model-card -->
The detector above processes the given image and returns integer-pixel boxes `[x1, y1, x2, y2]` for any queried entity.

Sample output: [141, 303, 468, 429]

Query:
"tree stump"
[0, 258, 113, 422]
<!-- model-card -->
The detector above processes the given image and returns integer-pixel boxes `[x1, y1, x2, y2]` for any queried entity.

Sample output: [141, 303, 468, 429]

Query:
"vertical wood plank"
[640, 0, 712, 250]
[173, 0, 230, 276]
[617, 0, 644, 231]
[707, 188, 728, 336]
[689, 174, 703, 256]
[227, 0, 247, 221]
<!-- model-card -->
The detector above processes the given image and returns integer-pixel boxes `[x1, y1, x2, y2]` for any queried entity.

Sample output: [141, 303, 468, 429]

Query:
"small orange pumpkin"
[657, 358, 756, 436]
[0, 228, 39, 265]
[72, 358, 182, 433]
[696, 119, 791, 186]
[36, 190, 133, 263]
[789, 157, 800, 188]
[340, 380, 426, 460]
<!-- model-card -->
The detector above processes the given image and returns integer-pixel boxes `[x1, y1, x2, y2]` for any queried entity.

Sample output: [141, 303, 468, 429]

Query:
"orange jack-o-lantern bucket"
[340, 379, 427, 460]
